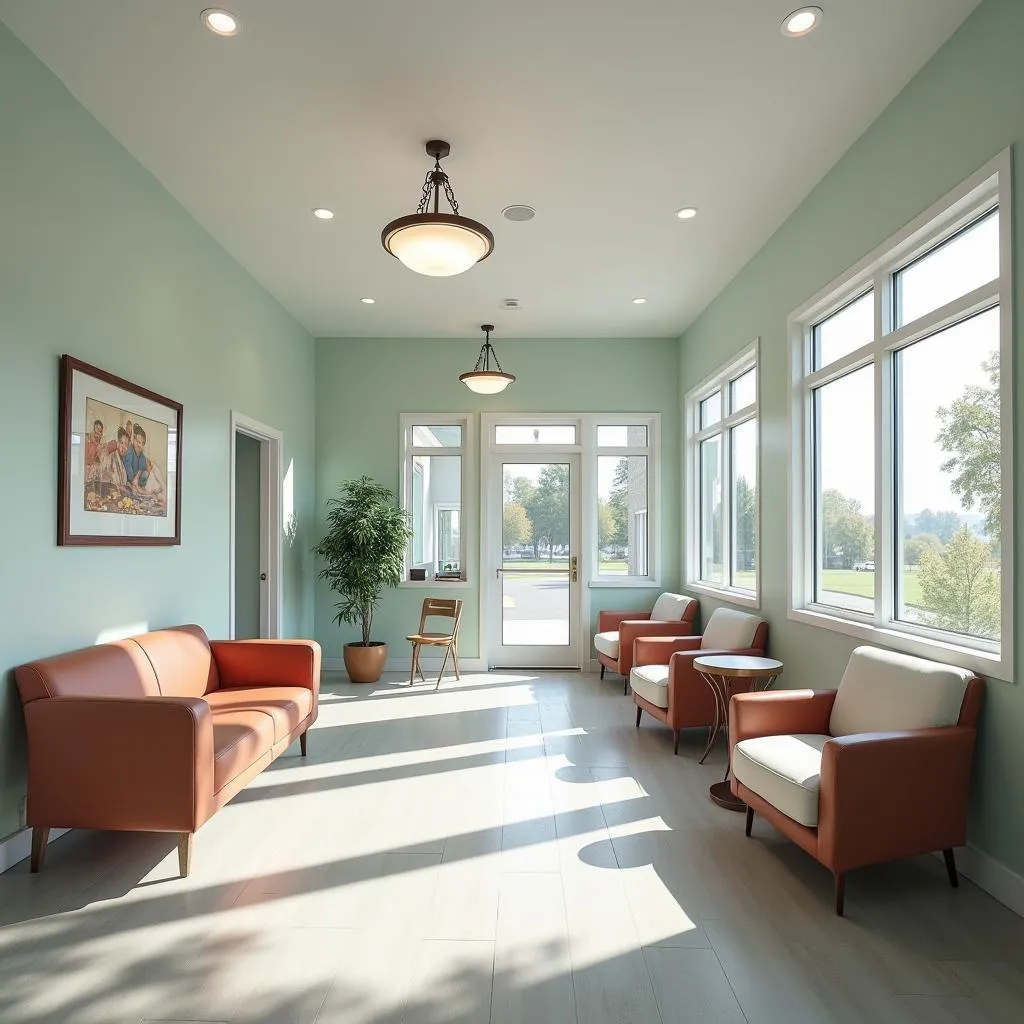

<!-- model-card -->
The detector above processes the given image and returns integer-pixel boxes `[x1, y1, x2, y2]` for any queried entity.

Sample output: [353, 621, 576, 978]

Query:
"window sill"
[399, 579, 473, 590]
[787, 606, 1010, 681]
[589, 578, 662, 589]
[686, 582, 760, 610]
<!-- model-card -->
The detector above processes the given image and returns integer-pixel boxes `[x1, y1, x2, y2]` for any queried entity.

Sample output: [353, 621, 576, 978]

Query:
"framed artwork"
[58, 355, 183, 546]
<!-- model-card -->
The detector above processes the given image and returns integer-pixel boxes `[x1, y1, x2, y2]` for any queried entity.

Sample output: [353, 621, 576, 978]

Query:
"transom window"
[790, 155, 1012, 677]
[686, 344, 759, 605]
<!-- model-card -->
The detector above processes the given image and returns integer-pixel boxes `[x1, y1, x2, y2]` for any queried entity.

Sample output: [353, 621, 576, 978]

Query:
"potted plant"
[314, 476, 411, 683]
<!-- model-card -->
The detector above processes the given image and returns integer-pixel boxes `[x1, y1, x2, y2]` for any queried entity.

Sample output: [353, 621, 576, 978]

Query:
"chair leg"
[600, 664, 605, 680]
[452, 638, 460, 680]
[635, 706, 642, 728]
[943, 848, 959, 888]
[745, 806, 754, 836]
[834, 872, 846, 916]
[300, 730, 308, 757]
[673, 730, 680, 755]
[624, 676, 630, 695]
[437, 643, 451, 684]
[178, 832, 194, 878]
[409, 642, 417, 685]
[30, 826, 49, 873]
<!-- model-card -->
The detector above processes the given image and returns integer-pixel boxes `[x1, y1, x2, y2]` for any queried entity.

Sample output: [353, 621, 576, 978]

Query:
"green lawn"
[720, 568, 926, 607]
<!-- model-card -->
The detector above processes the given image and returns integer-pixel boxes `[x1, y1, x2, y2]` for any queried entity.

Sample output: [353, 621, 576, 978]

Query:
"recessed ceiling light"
[360, 297, 375, 304]
[311, 207, 335, 220]
[200, 8, 240, 36]
[781, 6, 822, 37]
[676, 206, 698, 220]
[632, 297, 647, 305]
[502, 205, 536, 222]
[501, 299, 522, 311]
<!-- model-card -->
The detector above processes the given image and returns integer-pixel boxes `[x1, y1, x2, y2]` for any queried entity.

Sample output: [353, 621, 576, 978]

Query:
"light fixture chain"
[416, 169, 434, 215]
[487, 342, 505, 373]
[442, 174, 460, 216]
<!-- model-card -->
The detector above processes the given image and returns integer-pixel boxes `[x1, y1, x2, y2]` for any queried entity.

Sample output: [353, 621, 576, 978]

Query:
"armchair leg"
[178, 832, 194, 878]
[600, 664, 605, 680]
[943, 848, 959, 888]
[673, 730, 680, 755]
[745, 806, 754, 837]
[300, 730, 308, 757]
[30, 826, 49, 873]
[635, 706, 642, 728]
[834, 873, 846, 916]
[624, 676, 630, 696]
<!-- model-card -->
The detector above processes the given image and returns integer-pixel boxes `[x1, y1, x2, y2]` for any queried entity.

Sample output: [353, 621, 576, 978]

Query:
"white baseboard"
[0, 826, 70, 875]
[946, 844, 1024, 918]
[323, 656, 488, 676]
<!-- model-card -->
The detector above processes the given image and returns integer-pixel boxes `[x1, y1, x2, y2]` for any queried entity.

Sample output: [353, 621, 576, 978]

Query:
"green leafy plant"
[313, 476, 411, 646]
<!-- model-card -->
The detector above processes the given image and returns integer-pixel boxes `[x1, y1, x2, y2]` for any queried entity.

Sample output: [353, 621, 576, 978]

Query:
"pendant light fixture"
[381, 140, 494, 277]
[460, 324, 515, 394]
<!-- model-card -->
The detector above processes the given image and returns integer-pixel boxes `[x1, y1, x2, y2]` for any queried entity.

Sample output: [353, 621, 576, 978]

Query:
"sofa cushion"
[132, 625, 219, 698]
[594, 631, 620, 660]
[211, 708, 276, 792]
[206, 686, 313, 744]
[700, 608, 763, 651]
[630, 664, 670, 708]
[733, 734, 829, 827]
[651, 593, 693, 622]
[829, 646, 972, 737]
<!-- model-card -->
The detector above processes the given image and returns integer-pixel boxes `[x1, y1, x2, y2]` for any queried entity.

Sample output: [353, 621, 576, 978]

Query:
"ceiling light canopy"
[200, 8, 239, 36]
[382, 141, 494, 277]
[460, 324, 515, 394]
[781, 6, 822, 37]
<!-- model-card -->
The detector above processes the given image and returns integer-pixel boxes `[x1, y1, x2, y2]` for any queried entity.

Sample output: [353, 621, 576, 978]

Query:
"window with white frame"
[686, 345, 759, 602]
[790, 156, 1012, 675]
[401, 416, 472, 581]
[594, 419, 658, 583]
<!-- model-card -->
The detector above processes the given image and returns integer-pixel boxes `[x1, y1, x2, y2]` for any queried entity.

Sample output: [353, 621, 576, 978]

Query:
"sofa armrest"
[24, 696, 214, 832]
[598, 609, 651, 632]
[817, 727, 977, 873]
[210, 639, 322, 692]
[634, 635, 701, 666]
[619, 619, 699, 674]
[729, 689, 837, 746]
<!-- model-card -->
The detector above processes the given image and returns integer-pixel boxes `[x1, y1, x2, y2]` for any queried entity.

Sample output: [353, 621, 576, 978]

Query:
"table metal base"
[709, 780, 746, 812]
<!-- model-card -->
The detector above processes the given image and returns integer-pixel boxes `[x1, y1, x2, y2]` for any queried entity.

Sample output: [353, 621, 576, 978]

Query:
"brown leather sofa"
[15, 624, 321, 876]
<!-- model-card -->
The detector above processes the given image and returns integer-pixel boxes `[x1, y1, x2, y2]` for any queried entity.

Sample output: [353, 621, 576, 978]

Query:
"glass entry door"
[488, 455, 581, 668]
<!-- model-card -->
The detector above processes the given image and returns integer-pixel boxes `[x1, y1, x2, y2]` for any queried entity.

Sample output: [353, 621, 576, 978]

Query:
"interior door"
[489, 454, 581, 668]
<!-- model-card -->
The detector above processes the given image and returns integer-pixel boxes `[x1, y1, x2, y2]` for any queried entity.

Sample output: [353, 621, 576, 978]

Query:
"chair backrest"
[700, 607, 765, 650]
[829, 645, 975, 737]
[418, 597, 463, 637]
[650, 592, 696, 622]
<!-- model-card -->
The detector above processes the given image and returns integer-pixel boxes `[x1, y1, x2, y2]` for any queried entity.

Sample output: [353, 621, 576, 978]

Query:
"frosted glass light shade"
[460, 371, 515, 394]
[382, 214, 493, 277]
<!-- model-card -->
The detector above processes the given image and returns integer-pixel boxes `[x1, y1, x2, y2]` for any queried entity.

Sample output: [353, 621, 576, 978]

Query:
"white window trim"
[788, 150, 1014, 680]
[685, 341, 761, 609]
[398, 413, 476, 590]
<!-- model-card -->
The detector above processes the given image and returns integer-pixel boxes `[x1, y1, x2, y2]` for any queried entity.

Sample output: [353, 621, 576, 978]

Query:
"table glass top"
[692, 655, 783, 676]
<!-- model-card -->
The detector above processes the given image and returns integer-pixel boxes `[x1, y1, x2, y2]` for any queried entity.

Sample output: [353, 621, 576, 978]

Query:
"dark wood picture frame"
[58, 355, 183, 546]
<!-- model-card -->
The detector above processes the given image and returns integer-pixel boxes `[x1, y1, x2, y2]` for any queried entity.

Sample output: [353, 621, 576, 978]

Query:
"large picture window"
[686, 344, 759, 604]
[595, 421, 655, 582]
[790, 155, 1012, 676]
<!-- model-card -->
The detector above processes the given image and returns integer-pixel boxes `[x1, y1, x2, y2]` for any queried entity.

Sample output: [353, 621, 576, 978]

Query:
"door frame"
[480, 413, 591, 669]
[229, 411, 283, 639]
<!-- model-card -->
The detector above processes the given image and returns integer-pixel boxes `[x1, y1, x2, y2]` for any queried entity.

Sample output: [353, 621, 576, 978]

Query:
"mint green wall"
[679, 0, 1024, 876]
[0, 25, 316, 840]
[314, 337, 680, 660]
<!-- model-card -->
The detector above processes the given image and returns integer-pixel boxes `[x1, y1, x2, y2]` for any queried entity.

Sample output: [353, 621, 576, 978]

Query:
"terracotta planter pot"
[343, 641, 388, 683]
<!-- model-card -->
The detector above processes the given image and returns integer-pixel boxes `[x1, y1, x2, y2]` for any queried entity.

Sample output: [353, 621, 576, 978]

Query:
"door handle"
[570, 555, 578, 583]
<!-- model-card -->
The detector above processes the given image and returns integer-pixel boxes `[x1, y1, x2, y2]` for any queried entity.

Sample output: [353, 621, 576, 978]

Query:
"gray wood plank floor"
[1, 669, 1022, 1023]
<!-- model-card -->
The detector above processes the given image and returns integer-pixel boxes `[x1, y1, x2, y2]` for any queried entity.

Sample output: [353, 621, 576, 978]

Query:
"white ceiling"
[0, 0, 979, 339]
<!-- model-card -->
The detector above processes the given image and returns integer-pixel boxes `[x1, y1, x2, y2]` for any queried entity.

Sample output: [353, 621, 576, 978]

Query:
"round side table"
[693, 654, 783, 811]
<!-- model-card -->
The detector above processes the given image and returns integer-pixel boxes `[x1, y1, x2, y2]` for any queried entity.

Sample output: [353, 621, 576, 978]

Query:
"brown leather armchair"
[594, 593, 699, 693]
[631, 607, 767, 753]
[729, 645, 983, 915]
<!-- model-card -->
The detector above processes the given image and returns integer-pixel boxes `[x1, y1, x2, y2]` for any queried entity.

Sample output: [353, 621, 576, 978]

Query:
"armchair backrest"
[700, 607, 765, 650]
[829, 645, 976, 737]
[650, 592, 696, 622]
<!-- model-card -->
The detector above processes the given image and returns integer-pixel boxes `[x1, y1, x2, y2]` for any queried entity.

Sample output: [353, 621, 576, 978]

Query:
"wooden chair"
[406, 598, 463, 686]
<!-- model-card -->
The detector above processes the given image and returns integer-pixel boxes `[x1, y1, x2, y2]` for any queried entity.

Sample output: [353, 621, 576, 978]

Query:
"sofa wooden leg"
[834, 873, 846, 916]
[673, 730, 680, 755]
[300, 730, 308, 757]
[745, 806, 754, 837]
[943, 848, 959, 888]
[600, 664, 605, 680]
[30, 826, 49, 873]
[635, 706, 642, 728]
[178, 833, 194, 878]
